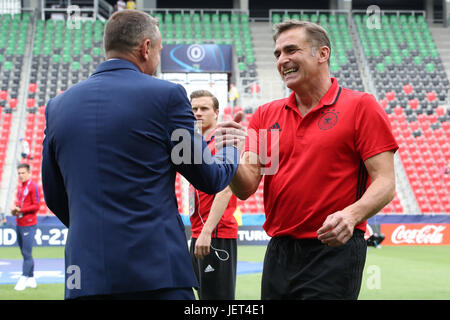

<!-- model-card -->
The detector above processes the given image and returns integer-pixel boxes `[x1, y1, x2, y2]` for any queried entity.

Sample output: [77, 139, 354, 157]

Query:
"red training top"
[190, 129, 238, 239]
[244, 78, 399, 239]
[15, 179, 40, 227]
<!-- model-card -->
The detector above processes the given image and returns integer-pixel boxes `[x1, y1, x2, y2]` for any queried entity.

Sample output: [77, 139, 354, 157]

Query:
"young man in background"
[189, 90, 239, 300]
[11, 163, 39, 291]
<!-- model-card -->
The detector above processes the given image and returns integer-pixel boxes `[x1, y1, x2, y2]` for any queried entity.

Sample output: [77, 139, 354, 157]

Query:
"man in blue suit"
[42, 10, 243, 300]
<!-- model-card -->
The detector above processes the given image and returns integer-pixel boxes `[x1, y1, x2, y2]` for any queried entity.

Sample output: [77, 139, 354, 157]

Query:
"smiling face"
[274, 27, 320, 90]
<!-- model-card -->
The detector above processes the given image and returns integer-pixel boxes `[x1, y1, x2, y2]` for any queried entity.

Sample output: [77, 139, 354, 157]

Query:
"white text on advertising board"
[391, 225, 446, 244]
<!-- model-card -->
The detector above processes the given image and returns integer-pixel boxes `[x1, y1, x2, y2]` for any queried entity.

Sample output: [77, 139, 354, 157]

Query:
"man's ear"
[318, 46, 330, 65]
[140, 38, 152, 60]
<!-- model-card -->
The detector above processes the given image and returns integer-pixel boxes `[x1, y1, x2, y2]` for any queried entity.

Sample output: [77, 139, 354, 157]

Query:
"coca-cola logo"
[391, 225, 446, 244]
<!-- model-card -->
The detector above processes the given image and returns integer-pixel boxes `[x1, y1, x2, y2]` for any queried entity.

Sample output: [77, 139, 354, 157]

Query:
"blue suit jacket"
[42, 59, 239, 299]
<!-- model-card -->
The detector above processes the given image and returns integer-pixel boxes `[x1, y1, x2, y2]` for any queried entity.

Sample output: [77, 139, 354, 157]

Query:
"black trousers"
[261, 229, 367, 300]
[190, 237, 237, 300]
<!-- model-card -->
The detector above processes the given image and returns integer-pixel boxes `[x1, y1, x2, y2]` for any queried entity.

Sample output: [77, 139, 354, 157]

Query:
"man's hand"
[215, 112, 246, 152]
[10, 205, 19, 216]
[316, 210, 359, 247]
[194, 231, 212, 259]
[317, 151, 396, 247]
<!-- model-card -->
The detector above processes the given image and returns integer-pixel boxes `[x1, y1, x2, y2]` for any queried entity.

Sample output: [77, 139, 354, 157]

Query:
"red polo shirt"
[244, 78, 398, 239]
[190, 129, 238, 239]
[15, 179, 40, 227]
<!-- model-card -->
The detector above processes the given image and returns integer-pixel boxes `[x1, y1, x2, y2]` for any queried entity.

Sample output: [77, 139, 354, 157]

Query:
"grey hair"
[104, 10, 159, 53]
[273, 19, 331, 66]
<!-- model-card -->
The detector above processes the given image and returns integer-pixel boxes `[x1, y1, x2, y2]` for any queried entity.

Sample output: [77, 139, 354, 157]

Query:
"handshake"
[214, 111, 246, 153]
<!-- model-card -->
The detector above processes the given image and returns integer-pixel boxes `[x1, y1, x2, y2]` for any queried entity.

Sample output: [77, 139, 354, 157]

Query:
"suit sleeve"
[166, 84, 239, 195]
[41, 100, 70, 227]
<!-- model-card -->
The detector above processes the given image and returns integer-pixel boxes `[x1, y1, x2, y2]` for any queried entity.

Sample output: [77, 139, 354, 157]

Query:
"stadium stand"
[354, 12, 450, 214]
[0, 7, 449, 218]
[0, 12, 31, 211]
[30, 18, 104, 108]
[20, 18, 106, 215]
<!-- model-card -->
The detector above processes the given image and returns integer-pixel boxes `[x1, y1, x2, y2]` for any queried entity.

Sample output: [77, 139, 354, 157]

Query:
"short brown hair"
[273, 20, 331, 66]
[190, 90, 219, 111]
[104, 10, 159, 53]
[17, 163, 30, 172]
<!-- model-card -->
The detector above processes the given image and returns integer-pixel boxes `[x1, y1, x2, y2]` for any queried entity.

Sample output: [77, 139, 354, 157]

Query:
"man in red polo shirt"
[189, 90, 238, 300]
[10, 163, 40, 291]
[216, 20, 398, 299]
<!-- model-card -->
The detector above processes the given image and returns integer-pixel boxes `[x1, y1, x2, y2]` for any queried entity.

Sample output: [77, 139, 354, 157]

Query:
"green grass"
[359, 246, 450, 300]
[0, 247, 65, 300]
[1, 245, 450, 300]
[0, 246, 65, 259]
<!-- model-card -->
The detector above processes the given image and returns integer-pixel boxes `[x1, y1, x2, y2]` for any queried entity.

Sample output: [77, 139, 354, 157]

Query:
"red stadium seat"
[409, 121, 419, 131]
[9, 98, 18, 109]
[423, 128, 434, 139]
[441, 122, 450, 132]
[250, 83, 260, 94]
[403, 84, 413, 95]
[417, 114, 428, 123]
[428, 114, 437, 124]
[444, 202, 450, 213]
[426, 91, 436, 102]
[434, 128, 444, 139]
[28, 83, 38, 93]
[401, 128, 412, 138]
[435, 106, 445, 117]
[386, 91, 396, 101]
[0, 90, 8, 100]
[379, 98, 388, 109]
[27, 98, 36, 108]
[36, 120, 45, 131]
[399, 121, 408, 131]
[393, 106, 403, 115]
[429, 142, 440, 154]
[26, 113, 36, 122]
[25, 127, 34, 138]
[393, 202, 403, 213]
[387, 113, 396, 123]
[1, 126, 10, 137]
[2, 114, 12, 126]
[408, 99, 418, 109]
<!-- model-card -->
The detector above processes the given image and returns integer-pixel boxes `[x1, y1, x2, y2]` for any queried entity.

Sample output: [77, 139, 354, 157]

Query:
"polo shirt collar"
[285, 77, 341, 111]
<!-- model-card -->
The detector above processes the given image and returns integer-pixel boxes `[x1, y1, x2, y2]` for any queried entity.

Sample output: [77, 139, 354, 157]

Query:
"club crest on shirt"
[318, 109, 339, 130]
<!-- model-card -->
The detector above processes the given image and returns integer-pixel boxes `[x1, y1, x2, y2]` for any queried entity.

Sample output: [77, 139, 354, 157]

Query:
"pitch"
[0, 245, 449, 300]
